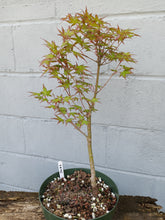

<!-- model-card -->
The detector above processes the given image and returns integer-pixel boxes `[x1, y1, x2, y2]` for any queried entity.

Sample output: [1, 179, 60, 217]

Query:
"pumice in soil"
[42, 170, 117, 219]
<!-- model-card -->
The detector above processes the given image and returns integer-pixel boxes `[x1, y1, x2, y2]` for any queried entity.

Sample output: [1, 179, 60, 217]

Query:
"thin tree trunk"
[87, 114, 96, 188]
[87, 56, 101, 189]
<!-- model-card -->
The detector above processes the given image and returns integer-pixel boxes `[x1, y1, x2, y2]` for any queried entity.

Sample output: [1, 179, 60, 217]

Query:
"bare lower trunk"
[87, 54, 101, 189]
[87, 115, 96, 188]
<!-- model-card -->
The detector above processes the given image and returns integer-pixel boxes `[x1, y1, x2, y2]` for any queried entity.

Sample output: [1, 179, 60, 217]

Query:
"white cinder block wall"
[0, 0, 165, 210]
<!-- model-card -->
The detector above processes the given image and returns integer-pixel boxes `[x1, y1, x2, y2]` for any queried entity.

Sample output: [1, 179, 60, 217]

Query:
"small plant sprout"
[32, 8, 138, 190]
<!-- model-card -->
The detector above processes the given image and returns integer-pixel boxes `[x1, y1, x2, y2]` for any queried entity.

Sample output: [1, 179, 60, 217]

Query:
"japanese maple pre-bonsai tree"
[32, 8, 138, 219]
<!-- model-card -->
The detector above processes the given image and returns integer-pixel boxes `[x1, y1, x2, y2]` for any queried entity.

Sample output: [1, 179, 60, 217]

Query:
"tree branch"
[97, 62, 121, 94]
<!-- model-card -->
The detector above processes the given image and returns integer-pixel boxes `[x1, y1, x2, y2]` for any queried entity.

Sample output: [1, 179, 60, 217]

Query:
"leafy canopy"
[32, 8, 138, 136]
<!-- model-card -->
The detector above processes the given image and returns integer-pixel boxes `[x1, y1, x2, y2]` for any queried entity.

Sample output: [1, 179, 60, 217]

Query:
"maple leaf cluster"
[32, 8, 138, 136]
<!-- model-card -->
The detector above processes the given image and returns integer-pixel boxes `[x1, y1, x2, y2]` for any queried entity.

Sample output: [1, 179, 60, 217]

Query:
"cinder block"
[0, 116, 24, 153]
[0, 151, 59, 190]
[0, 183, 32, 192]
[56, 0, 165, 17]
[12, 15, 165, 75]
[1, 75, 165, 132]
[93, 77, 165, 131]
[0, 26, 14, 71]
[0, 3, 55, 22]
[92, 124, 107, 166]
[0, 75, 56, 118]
[55, 0, 72, 18]
[106, 126, 165, 176]
[13, 21, 61, 72]
[23, 119, 107, 166]
[23, 119, 88, 164]
[1, 75, 165, 131]
[13, 20, 107, 74]
[106, 16, 165, 76]
[0, 151, 89, 191]
[0, 0, 54, 7]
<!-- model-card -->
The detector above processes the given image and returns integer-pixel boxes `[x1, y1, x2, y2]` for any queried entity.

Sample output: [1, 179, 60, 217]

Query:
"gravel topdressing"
[41, 170, 117, 220]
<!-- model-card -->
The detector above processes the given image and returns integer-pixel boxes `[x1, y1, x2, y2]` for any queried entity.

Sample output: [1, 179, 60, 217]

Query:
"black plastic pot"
[39, 168, 119, 220]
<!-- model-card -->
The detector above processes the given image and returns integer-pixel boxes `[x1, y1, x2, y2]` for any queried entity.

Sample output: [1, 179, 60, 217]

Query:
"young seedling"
[32, 8, 138, 190]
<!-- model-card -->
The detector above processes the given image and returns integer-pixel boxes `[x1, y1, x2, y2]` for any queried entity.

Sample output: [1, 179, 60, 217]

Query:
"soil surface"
[0, 191, 164, 220]
[41, 170, 117, 219]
